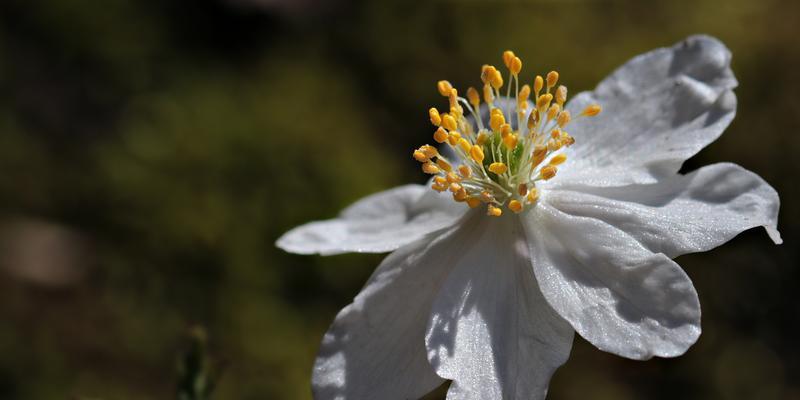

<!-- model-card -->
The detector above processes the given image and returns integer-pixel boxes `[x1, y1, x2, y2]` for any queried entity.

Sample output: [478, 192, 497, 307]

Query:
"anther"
[449, 88, 459, 110]
[476, 131, 489, 145]
[419, 145, 438, 158]
[453, 188, 468, 202]
[549, 153, 567, 165]
[527, 188, 539, 203]
[555, 85, 567, 106]
[503, 134, 518, 150]
[436, 158, 452, 172]
[508, 200, 523, 213]
[518, 84, 531, 108]
[488, 162, 508, 174]
[510, 57, 522, 75]
[413, 150, 429, 162]
[481, 65, 497, 84]
[449, 182, 463, 193]
[490, 111, 506, 132]
[532, 145, 547, 166]
[539, 165, 557, 180]
[546, 71, 559, 89]
[458, 165, 472, 178]
[457, 137, 472, 153]
[434, 176, 447, 186]
[534, 75, 544, 96]
[437, 80, 453, 97]
[483, 83, 494, 104]
[518, 183, 528, 196]
[547, 138, 562, 151]
[500, 123, 512, 138]
[490, 69, 504, 89]
[466, 197, 481, 208]
[557, 110, 571, 127]
[433, 127, 449, 143]
[547, 104, 560, 121]
[447, 132, 461, 146]
[581, 104, 602, 117]
[422, 162, 440, 174]
[446, 172, 461, 183]
[502, 50, 515, 69]
[470, 145, 485, 163]
[442, 114, 457, 131]
[537, 93, 553, 111]
[467, 87, 480, 108]
[487, 204, 502, 217]
[429, 108, 442, 126]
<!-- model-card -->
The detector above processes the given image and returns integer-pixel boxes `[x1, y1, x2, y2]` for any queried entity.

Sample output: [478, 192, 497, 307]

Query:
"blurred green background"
[0, 0, 797, 399]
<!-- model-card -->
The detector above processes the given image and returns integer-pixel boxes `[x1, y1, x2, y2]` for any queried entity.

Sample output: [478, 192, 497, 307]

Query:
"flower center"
[413, 50, 601, 217]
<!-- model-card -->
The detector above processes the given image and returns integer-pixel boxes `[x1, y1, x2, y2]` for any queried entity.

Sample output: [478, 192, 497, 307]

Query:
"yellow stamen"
[537, 93, 553, 111]
[458, 164, 472, 178]
[490, 111, 505, 132]
[429, 108, 441, 126]
[502, 50, 515, 69]
[549, 153, 567, 165]
[510, 57, 522, 75]
[467, 87, 480, 109]
[413, 150, 428, 162]
[518, 84, 531, 108]
[518, 183, 528, 196]
[466, 197, 481, 208]
[436, 158, 452, 172]
[546, 71, 559, 89]
[434, 176, 447, 185]
[453, 188, 468, 202]
[433, 127, 448, 143]
[476, 131, 489, 145]
[532, 145, 547, 166]
[500, 123, 512, 138]
[422, 162, 440, 174]
[446, 172, 461, 183]
[547, 104, 560, 121]
[457, 138, 472, 153]
[442, 114, 457, 131]
[503, 133, 518, 150]
[508, 199, 523, 213]
[581, 104, 602, 117]
[527, 188, 539, 203]
[470, 145, 485, 163]
[555, 85, 567, 106]
[557, 110, 571, 127]
[437, 80, 453, 97]
[447, 132, 461, 146]
[419, 145, 438, 158]
[487, 204, 502, 217]
[539, 165, 557, 180]
[480, 191, 494, 203]
[533, 75, 544, 96]
[449, 182, 462, 193]
[488, 162, 508, 175]
[483, 83, 494, 104]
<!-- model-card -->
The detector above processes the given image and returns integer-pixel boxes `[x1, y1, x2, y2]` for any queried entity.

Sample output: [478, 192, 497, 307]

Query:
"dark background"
[0, 0, 797, 399]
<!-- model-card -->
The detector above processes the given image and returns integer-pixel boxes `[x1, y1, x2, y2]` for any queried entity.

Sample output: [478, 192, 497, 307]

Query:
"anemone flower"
[277, 35, 782, 400]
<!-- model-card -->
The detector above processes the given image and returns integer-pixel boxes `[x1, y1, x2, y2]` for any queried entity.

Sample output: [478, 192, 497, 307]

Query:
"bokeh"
[0, 0, 798, 399]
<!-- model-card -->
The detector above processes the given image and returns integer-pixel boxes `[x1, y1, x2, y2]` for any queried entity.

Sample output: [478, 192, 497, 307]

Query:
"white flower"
[277, 35, 782, 400]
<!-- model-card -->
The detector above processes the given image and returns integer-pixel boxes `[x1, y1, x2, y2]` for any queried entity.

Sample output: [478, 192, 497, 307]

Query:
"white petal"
[547, 163, 781, 257]
[426, 212, 574, 400]
[562, 35, 737, 185]
[313, 217, 473, 399]
[522, 203, 701, 360]
[276, 184, 463, 255]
